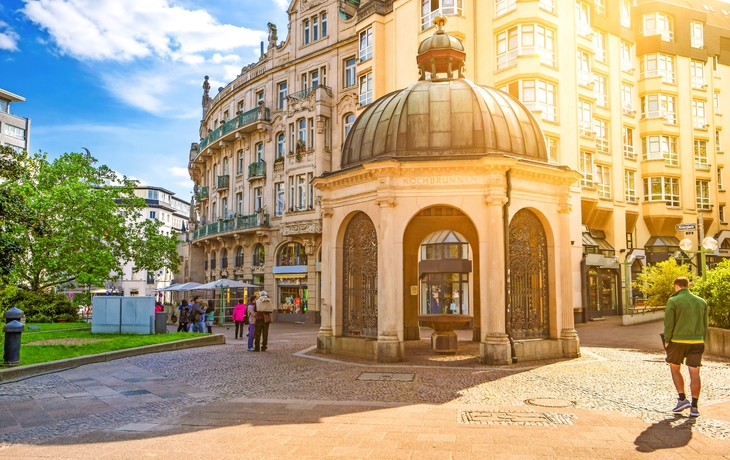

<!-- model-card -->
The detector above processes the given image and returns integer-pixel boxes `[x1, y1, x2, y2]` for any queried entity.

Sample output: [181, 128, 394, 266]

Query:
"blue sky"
[0, 0, 289, 199]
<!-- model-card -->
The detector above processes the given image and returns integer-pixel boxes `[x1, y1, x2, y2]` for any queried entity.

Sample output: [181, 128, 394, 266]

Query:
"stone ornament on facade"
[281, 219, 323, 236]
[300, 0, 329, 11]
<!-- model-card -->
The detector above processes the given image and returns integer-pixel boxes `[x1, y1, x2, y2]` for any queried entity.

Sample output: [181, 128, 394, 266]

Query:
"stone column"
[558, 192, 580, 358]
[480, 175, 511, 365]
[317, 203, 334, 354]
[376, 190, 404, 363]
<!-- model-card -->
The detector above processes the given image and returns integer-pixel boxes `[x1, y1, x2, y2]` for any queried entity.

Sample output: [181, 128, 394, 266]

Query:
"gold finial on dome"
[416, 15, 466, 81]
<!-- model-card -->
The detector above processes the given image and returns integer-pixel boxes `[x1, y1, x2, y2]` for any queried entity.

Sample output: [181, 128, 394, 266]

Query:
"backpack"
[180, 306, 191, 323]
[256, 296, 274, 313]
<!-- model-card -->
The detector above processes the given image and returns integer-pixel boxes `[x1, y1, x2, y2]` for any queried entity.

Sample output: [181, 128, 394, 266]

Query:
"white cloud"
[0, 20, 19, 51]
[168, 166, 189, 177]
[273, 0, 289, 10]
[22, 0, 266, 62]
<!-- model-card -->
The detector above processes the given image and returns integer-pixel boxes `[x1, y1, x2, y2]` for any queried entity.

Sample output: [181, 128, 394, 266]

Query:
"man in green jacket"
[664, 277, 709, 417]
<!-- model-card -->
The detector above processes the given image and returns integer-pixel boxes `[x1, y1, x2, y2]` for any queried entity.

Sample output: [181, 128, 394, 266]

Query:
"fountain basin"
[417, 314, 471, 354]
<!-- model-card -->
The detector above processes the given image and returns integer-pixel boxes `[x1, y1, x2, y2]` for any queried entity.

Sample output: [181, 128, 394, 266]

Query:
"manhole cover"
[357, 372, 414, 382]
[525, 398, 575, 408]
[459, 410, 576, 426]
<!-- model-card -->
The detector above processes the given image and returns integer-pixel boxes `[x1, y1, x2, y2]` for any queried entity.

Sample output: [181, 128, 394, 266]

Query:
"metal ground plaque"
[459, 410, 576, 426]
[357, 373, 414, 382]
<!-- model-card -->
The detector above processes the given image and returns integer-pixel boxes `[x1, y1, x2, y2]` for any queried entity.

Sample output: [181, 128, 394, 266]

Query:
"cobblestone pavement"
[0, 320, 729, 459]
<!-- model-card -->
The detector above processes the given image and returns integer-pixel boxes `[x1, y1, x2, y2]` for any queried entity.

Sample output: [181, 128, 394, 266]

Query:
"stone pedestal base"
[377, 339, 405, 363]
[431, 331, 458, 354]
[561, 337, 581, 358]
[479, 334, 512, 365]
[316, 333, 333, 354]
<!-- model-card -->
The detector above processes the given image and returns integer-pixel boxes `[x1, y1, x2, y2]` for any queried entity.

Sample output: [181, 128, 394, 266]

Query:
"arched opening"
[220, 248, 228, 270]
[277, 242, 308, 266]
[419, 230, 472, 315]
[275, 242, 309, 321]
[508, 208, 550, 339]
[234, 246, 244, 268]
[252, 244, 265, 266]
[210, 250, 216, 271]
[342, 212, 378, 337]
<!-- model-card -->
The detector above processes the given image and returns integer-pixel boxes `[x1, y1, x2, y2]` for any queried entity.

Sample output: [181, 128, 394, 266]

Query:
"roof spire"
[416, 16, 466, 81]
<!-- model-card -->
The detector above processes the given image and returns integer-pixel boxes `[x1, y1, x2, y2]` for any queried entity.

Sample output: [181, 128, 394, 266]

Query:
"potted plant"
[295, 139, 306, 161]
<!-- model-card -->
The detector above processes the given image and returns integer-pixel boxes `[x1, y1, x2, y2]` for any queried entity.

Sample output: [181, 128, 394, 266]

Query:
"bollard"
[3, 307, 24, 367]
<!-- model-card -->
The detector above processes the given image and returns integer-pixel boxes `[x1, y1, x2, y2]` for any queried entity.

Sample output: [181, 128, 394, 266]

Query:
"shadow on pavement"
[633, 415, 695, 452]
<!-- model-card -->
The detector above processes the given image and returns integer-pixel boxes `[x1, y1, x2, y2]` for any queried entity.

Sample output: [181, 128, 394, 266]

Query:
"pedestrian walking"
[205, 300, 215, 333]
[247, 295, 257, 351]
[191, 296, 206, 333]
[664, 276, 709, 417]
[253, 290, 274, 352]
[232, 300, 246, 340]
[177, 299, 191, 332]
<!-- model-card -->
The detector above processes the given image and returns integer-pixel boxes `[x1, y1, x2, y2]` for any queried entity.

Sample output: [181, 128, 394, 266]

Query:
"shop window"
[277, 242, 308, 266]
[252, 244, 265, 266]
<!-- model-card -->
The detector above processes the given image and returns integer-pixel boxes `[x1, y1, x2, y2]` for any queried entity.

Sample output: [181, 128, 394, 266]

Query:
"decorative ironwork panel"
[343, 212, 378, 337]
[508, 209, 549, 338]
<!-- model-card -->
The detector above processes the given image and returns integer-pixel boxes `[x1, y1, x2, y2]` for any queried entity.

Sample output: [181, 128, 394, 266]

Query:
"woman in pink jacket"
[231, 301, 247, 340]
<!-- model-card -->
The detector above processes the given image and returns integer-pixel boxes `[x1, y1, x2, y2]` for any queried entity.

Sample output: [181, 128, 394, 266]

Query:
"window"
[641, 54, 675, 83]
[717, 130, 722, 153]
[276, 133, 285, 159]
[3, 125, 25, 140]
[596, 165, 611, 199]
[691, 21, 704, 48]
[277, 81, 287, 109]
[313, 16, 319, 41]
[149, 211, 157, 219]
[714, 92, 721, 114]
[210, 251, 216, 271]
[304, 19, 310, 45]
[323, 116, 331, 150]
[236, 192, 243, 215]
[580, 151, 594, 188]
[695, 140, 709, 170]
[359, 28, 372, 62]
[277, 242, 308, 266]
[576, 2, 591, 37]
[235, 247, 244, 268]
[495, 0, 516, 17]
[594, 119, 608, 153]
[308, 172, 314, 208]
[504, 80, 557, 121]
[344, 113, 355, 141]
[691, 61, 705, 89]
[539, 0, 554, 12]
[623, 126, 635, 159]
[322, 12, 328, 37]
[298, 118, 306, 144]
[718, 167, 724, 190]
[237, 150, 243, 174]
[643, 177, 680, 206]
[642, 135, 678, 165]
[594, 0, 605, 16]
[289, 123, 295, 151]
[275, 182, 285, 216]
[311, 70, 319, 88]
[721, 205, 726, 223]
[641, 94, 676, 124]
[713, 55, 719, 78]
[496, 24, 555, 70]
[296, 174, 307, 210]
[222, 157, 229, 175]
[593, 31, 606, 63]
[578, 100, 593, 137]
[697, 181, 710, 210]
[257, 91, 264, 104]
[253, 244, 265, 266]
[546, 136, 558, 163]
[625, 170, 637, 203]
[621, 84, 633, 116]
[643, 12, 673, 42]
[627, 232, 634, 249]
[359, 72, 373, 106]
[693, 100, 707, 129]
[0, 100, 6, 113]
[620, 41, 632, 72]
[594, 74, 607, 108]
[222, 197, 228, 218]
[344, 57, 356, 88]
[255, 142, 264, 163]
[301, 73, 308, 91]
[288, 176, 295, 210]
[424, 0, 465, 29]
[308, 118, 315, 149]
[577, 51, 591, 87]
[238, 100, 245, 112]
[620, 0, 631, 27]
[254, 187, 263, 212]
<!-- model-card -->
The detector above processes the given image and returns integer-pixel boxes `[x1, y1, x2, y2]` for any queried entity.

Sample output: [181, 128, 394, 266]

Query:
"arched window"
[222, 157, 229, 175]
[343, 113, 355, 141]
[343, 212, 378, 337]
[277, 242, 308, 266]
[252, 243, 265, 266]
[276, 132, 286, 159]
[508, 209, 549, 338]
[210, 250, 217, 271]
[235, 246, 244, 268]
[220, 248, 228, 269]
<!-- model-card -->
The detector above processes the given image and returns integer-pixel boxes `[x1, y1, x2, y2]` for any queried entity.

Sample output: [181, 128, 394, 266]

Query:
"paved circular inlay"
[525, 398, 575, 408]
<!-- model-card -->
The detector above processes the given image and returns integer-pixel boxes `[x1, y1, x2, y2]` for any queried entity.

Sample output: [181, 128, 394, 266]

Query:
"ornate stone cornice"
[281, 219, 323, 235]
[357, 0, 394, 22]
[300, 0, 328, 11]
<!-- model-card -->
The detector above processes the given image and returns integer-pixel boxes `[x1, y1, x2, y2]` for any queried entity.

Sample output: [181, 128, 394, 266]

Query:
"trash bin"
[155, 311, 168, 334]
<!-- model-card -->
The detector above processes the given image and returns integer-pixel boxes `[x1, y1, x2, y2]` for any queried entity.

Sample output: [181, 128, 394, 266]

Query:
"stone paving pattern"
[0, 317, 728, 459]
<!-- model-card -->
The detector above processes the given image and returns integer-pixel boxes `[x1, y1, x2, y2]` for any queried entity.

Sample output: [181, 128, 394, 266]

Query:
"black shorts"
[665, 342, 704, 367]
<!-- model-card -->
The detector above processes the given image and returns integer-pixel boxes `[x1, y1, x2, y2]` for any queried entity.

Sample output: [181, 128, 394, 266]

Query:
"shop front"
[273, 242, 309, 323]
[582, 226, 619, 321]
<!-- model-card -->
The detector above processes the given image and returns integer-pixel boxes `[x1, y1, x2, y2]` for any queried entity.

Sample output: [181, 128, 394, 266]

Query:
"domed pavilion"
[313, 18, 581, 364]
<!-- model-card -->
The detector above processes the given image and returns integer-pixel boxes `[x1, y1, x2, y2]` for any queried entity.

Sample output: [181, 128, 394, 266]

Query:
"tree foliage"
[632, 258, 695, 307]
[0, 286, 77, 323]
[0, 146, 33, 276]
[692, 259, 730, 329]
[5, 150, 180, 291]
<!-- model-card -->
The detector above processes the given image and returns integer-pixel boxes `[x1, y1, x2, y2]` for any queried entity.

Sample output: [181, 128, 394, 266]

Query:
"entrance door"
[586, 268, 617, 319]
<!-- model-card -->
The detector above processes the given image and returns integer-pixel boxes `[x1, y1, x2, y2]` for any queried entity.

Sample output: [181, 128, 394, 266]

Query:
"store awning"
[273, 265, 307, 275]
[645, 235, 681, 248]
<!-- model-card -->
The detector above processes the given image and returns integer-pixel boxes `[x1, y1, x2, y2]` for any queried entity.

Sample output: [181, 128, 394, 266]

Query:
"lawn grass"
[1, 331, 199, 368]
[23, 322, 91, 332]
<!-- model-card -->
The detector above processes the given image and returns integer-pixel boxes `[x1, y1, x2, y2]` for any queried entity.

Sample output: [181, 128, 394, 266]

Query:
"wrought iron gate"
[507, 209, 550, 338]
[342, 212, 378, 337]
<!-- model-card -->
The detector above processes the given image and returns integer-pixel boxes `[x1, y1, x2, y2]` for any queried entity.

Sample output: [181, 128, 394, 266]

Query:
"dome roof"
[341, 79, 548, 169]
[417, 28, 464, 54]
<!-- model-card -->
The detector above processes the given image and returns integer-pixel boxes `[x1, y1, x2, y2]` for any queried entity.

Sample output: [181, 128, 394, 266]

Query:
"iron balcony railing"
[248, 160, 266, 179]
[192, 213, 270, 241]
[195, 186, 209, 201]
[196, 107, 270, 155]
[217, 175, 229, 189]
[287, 85, 332, 101]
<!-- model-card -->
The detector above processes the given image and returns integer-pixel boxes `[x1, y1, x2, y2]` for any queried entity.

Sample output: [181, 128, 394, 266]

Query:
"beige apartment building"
[0, 88, 31, 153]
[187, 0, 730, 327]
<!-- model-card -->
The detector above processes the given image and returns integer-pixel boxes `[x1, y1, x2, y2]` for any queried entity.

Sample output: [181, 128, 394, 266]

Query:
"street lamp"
[679, 237, 719, 280]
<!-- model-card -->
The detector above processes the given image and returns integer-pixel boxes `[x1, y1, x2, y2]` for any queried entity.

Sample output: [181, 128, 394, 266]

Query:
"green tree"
[632, 258, 694, 307]
[0, 145, 32, 276]
[693, 259, 730, 329]
[6, 151, 179, 291]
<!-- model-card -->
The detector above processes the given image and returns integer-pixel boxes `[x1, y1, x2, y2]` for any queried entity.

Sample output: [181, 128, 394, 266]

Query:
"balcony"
[217, 175, 229, 189]
[195, 106, 271, 159]
[196, 186, 209, 201]
[192, 213, 270, 241]
[248, 160, 266, 179]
